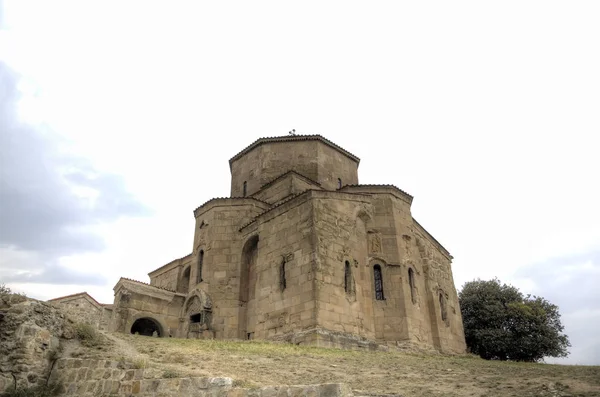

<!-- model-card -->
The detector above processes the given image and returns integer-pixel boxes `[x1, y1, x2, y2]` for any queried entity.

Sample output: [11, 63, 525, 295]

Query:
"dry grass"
[106, 333, 600, 397]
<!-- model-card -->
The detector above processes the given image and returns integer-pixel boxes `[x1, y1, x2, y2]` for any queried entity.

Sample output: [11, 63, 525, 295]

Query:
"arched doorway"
[239, 235, 259, 339]
[131, 318, 162, 337]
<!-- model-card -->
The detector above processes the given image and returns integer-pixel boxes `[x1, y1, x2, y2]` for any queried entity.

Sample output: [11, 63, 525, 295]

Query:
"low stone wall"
[49, 358, 232, 396]
[50, 358, 353, 397]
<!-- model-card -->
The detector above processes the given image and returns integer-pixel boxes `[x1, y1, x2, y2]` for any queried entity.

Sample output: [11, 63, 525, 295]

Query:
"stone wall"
[49, 358, 352, 397]
[149, 255, 192, 293]
[48, 358, 233, 397]
[111, 279, 185, 338]
[316, 142, 359, 191]
[311, 192, 376, 346]
[252, 171, 322, 205]
[190, 199, 270, 339]
[230, 140, 321, 197]
[49, 295, 105, 330]
[414, 222, 466, 353]
[230, 138, 359, 197]
[241, 196, 317, 342]
[0, 298, 70, 394]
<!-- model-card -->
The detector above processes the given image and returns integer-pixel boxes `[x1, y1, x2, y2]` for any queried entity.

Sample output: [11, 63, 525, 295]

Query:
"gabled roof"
[229, 135, 361, 168]
[48, 292, 105, 309]
[254, 170, 321, 193]
[116, 277, 177, 293]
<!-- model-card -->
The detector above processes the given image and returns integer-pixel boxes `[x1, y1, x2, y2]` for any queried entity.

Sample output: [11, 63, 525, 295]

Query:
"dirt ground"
[86, 333, 599, 397]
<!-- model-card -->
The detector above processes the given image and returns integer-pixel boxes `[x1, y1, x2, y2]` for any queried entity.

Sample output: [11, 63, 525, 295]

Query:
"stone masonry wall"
[252, 173, 322, 206]
[244, 197, 316, 342]
[191, 200, 269, 339]
[414, 223, 466, 353]
[48, 358, 233, 397]
[111, 283, 184, 338]
[311, 193, 376, 346]
[50, 296, 104, 330]
[230, 141, 320, 197]
[316, 142, 359, 191]
[49, 358, 352, 397]
[0, 298, 70, 394]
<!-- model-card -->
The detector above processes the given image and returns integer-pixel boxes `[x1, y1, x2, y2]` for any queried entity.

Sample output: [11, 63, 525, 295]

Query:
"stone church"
[62, 135, 467, 353]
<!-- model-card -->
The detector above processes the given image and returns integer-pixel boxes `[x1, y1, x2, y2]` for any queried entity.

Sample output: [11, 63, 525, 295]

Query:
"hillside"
[87, 333, 599, 397]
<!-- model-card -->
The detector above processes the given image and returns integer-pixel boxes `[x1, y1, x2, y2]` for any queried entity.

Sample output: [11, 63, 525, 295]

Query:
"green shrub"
[162, 369, 180, 378]
[73, 323, 102, 347]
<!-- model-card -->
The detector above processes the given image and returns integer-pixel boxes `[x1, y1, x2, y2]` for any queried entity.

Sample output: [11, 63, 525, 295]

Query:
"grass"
[104, 334, 600, 397]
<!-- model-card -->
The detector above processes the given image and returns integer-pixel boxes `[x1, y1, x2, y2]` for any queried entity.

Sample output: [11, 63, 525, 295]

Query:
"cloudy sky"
[1, 1, 598, 365]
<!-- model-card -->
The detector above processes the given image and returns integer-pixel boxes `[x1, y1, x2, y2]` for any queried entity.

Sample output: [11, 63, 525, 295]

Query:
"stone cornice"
[339, 184, 413, 205]
[229, 135, 361, 169]
[193, 197, 271, 218]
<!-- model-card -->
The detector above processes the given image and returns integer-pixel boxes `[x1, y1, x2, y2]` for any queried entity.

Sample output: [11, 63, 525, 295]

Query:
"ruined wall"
[308, 192, 376, 347]
[99, 307, 113, 331]
[240, 196, 316, 343]
[0, 298, 69, 394]
[50, 296, 103, 329]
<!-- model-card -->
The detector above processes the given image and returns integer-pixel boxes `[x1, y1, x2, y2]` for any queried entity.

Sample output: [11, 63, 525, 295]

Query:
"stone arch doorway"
[239, 235, 259, 339]
[130, 317, 162, 337]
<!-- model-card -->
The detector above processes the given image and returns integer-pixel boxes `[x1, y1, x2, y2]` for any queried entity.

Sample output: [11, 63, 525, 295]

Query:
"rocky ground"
[90, 333, 600, 397]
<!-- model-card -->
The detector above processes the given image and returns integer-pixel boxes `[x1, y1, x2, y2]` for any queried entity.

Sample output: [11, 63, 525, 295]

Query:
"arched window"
[344, 260, 351, 293]
[197, 250, 204, 283]
[408, 268, 416, 304]
[243, 181, 247, 197]
[280, 257, 287, 291]
[337, 178, 342, 189]
[179, 266, 191, 294]
[373, 264, 384, 300]
[439, 293, 447, 322]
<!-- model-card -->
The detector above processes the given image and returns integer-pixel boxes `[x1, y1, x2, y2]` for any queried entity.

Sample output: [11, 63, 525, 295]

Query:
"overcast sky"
[1, 1, 598, 365]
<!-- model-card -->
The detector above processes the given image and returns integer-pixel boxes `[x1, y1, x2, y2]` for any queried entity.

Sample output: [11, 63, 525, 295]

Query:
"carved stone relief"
[368, 232, 382, 254]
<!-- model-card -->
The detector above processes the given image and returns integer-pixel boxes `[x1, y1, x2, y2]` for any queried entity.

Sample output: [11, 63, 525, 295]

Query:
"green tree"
[459, 278, 570, 362]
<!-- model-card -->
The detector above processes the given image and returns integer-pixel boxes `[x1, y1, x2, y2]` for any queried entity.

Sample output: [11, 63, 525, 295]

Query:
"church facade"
[108, 135, 466, 353]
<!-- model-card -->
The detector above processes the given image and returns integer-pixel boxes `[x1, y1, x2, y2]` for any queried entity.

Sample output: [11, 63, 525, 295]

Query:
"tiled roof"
[48, 292, 105, 307]
[118, 277, 177, 293]
[229, 135, 361, 167]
